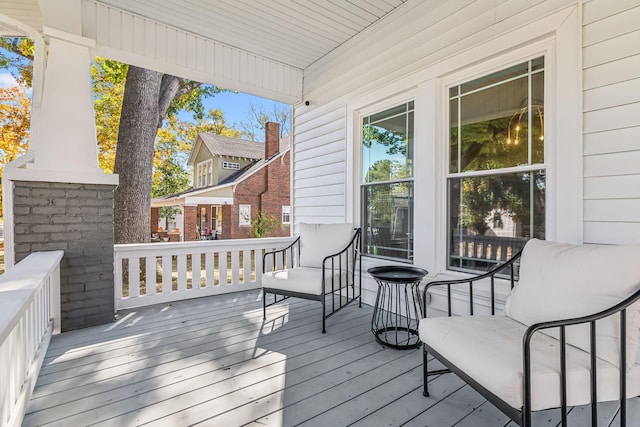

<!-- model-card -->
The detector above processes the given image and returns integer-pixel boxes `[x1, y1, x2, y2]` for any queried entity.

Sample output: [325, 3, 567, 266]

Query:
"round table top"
[367, 265, 428, 283]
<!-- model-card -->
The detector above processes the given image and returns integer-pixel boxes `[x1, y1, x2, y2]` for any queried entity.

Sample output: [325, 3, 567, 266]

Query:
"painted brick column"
[12, 181, 116, 331]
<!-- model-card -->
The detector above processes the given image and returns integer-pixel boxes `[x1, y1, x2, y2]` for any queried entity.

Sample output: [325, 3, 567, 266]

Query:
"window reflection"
[362, 101, 414, 261]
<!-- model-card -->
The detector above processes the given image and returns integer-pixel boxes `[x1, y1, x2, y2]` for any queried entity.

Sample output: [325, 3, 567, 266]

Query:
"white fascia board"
[185, 196, 234, 206]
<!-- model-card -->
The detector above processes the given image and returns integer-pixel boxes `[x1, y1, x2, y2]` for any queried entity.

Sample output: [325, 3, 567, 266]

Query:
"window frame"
[281, 205, 291, 224]
[239, 204, 251, 226]
[359, 99, 416, 263]
[196, 159, 213, 188]
[223, 161, 240, 170]
[445, 57, 546, 273]
[345, 9, 580, 275]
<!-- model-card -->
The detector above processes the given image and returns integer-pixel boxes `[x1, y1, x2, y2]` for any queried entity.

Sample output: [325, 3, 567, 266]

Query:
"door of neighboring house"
[212, 206, 222, 236]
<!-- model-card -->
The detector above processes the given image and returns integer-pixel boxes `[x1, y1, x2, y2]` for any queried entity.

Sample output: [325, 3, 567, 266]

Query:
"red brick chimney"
[265, 122, 280, 159]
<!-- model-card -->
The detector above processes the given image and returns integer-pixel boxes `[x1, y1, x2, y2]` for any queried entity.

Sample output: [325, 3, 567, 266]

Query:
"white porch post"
[2, 0, 119, 330]
[32, 27, 102, 174]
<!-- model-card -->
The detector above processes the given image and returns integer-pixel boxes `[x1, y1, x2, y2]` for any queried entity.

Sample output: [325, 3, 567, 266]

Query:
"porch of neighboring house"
[23, 291, 640, 427]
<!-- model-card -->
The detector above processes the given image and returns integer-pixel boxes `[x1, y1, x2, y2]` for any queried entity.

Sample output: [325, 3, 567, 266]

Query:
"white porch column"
[31, 27, 102, 173]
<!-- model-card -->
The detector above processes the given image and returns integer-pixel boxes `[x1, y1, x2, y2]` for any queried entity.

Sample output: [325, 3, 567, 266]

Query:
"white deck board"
[24, 290, 639, 426]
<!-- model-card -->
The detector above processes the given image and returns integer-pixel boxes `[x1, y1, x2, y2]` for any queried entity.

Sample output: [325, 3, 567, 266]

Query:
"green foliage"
[92, 58, 128, 173]
[165, 83, 223, 121]
[251, 212, 280, 238]
[362, 124, 406, 156]
[159, 206, 181, 221]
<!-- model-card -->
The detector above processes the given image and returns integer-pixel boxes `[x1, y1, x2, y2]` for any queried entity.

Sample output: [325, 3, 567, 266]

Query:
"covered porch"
[23, 291, 639, 427]
[2, 0, 640, 426]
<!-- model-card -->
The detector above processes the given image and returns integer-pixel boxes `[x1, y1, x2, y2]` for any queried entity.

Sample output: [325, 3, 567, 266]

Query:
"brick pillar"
[221, 204, 233, 239]
[265, 122, 280, 158]
[183, 205, 198, 241]
[150, 207, 159, 234]
[13, 181, 116, 331]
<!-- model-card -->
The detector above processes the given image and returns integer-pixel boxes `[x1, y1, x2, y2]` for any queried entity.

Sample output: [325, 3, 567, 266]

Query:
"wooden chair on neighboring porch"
[262, 223, 362, 333]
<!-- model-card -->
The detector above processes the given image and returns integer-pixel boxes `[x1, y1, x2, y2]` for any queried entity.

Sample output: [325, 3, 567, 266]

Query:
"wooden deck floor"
[24, 291, 638, 427]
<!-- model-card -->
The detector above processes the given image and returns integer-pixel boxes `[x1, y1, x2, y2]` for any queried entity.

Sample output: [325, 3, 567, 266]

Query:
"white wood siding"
[81, 0, 303, 104]
[582, 0, 640, 244]
[292, 0, 576, 226]
[293, 103, 348, 225]
[303, 0, 574, 104]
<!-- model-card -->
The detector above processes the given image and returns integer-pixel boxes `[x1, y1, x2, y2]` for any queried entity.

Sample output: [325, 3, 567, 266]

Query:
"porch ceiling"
[1, 0, 408, 70]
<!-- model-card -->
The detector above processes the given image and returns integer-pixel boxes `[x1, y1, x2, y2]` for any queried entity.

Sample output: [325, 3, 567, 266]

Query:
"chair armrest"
[421, 248, 523, 317]
[321, 228, 362, 265]
[262, 236, 300, 273]
[520, 285, 640, 424]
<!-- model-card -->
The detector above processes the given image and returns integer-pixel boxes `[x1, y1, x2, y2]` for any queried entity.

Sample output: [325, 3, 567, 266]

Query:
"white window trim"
[359, 100, 417, 263]
[346, 6, 581, 276]
[239, 204, 251, 226]
[196, 159, 213, 188]
[223, 161, 240, 170]
[282, 205, 291, 224]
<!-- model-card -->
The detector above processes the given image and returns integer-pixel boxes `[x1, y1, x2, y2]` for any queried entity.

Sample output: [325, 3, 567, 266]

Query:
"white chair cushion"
[298, 223, 354, 268]
[505, 239, 640, 370]
[419, 315, 640, 410]
[262, 267, 350, 296]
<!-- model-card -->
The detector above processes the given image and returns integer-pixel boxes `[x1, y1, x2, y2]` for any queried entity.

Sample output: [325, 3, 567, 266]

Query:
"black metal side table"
[368, 266, 428, 350]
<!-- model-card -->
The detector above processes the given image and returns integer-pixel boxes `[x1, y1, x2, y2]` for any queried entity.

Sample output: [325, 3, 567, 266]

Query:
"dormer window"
[223, 161, 240, 170]
[196, 159, 213, 188]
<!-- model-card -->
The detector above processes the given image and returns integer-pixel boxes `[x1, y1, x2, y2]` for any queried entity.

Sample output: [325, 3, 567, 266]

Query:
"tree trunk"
[114, 67, 194, 244]
[114, 67, 163, 244]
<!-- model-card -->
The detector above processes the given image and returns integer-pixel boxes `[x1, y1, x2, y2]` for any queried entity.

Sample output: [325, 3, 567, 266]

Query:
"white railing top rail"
[114, 237, 294, 258]
[0, 251, 64, 343]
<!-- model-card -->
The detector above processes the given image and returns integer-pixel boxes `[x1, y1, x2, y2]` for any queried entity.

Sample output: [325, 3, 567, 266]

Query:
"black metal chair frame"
[421, 249, 640, 426]
[262, 228, 362, 333]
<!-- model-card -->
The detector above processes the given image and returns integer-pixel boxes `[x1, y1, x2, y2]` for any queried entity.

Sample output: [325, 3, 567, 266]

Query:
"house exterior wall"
[192, 139, 256, 188]
[183, 205, 197, 241]
[581, 0, 640, 244]
[292, 0, 593, 305]
[232, 152, 292, 239]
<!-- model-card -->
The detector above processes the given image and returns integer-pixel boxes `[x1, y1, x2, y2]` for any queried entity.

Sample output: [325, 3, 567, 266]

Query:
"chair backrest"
[505, 238, 640, 369]
[298, 223, 356, 269]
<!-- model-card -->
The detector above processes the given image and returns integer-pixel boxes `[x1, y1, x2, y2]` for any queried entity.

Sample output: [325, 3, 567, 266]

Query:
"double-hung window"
[361, 101, 414, 262]
[196, 159, 213, 188]
[281, 206, 291, 224]
[447, 57, 545, 272]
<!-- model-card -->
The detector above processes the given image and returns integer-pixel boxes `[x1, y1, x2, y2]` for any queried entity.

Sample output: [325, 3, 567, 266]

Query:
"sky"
[201, 90, 288, 129]
[0, 71, 18, 88]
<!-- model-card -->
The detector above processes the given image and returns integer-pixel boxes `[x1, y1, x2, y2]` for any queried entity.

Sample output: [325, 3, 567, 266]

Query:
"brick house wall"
[183, 205, 198, 241]
[231, 122, 290, 239]
[176, 122, 290, 241]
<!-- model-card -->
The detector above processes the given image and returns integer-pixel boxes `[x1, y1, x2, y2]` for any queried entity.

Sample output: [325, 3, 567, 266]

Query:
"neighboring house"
[151, 122, 290, 241]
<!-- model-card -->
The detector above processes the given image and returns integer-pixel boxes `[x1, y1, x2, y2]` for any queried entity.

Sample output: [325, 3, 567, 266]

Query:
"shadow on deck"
[24, 291, 640, 426]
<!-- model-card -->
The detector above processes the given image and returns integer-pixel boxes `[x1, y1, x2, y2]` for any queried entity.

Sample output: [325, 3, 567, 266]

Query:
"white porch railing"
[114, 237, 293, 310]
[0, 251, 63, 427]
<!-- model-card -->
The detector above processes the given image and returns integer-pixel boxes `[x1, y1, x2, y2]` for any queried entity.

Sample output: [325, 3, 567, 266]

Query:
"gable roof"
[189, 133, 265, 165]
[151, 147, 289, 208]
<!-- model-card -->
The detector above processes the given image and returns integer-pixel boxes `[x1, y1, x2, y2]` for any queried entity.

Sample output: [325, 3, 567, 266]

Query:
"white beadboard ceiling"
[0, 0, 408, 70]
